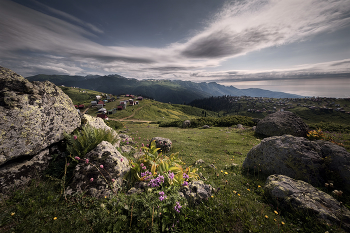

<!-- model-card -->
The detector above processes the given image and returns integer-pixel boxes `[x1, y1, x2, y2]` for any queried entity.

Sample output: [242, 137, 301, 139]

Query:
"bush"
[64, 125, 118, 159]
[105, 120, 124, 130]
[309, 122, 350, 133]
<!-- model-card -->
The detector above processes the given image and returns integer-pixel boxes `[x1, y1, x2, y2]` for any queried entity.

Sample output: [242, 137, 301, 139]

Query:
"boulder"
[120, 145, 135, 153]
[243, 135, 324, 187]
[243, 135, 350, 192]
[194, 159, 205, 166]
[119, 134, 133, 144]
[182, 120, 191, 128]
[236, 124, 244, 129]
[0, 149, 52, 195]
[150, 137, 172, 153]
[255, 111, 309, 137]
[179, 180, 214, 204]
[202, 125, 210, 129]
[0, 66, 81, 165]
[66, 141, 130, 198]
[265, 175, 350, 231]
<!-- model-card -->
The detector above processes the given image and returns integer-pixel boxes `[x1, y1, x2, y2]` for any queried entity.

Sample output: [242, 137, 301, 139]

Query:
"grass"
[1, 122, 349, 232]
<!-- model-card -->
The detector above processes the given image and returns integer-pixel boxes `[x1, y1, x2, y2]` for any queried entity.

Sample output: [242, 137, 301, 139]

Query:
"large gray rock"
[265, 175, 350, 231]
[255, 111, 309, 137]
[150, 137, 172, 153]
[179, 180, 214, 204]
[66, 141, 130, 198]
[0, 149, 52, 195]
[0, 66, 81, 165]
[243, 135, 350, 192]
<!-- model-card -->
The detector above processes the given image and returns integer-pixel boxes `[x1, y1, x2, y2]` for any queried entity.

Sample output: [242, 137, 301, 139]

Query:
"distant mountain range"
[26, 74, 303, 104]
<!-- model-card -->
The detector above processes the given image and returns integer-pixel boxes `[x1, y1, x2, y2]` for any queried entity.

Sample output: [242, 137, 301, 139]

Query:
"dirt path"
[109, 104, 152, 123]
[82, 107, 89, 114]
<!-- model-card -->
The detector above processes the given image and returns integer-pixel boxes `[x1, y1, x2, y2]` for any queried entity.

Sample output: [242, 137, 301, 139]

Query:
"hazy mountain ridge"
[26, 74, 303, 104]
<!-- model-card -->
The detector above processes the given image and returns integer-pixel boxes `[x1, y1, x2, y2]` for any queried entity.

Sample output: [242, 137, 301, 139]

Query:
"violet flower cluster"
[174, 202, 182, 213]
[149, 175, 165, 187]
[183, 173, 189, 179]
[158, 191, 167, 201]
[168, 172, 175, 180]
[141, 170, 153, 181]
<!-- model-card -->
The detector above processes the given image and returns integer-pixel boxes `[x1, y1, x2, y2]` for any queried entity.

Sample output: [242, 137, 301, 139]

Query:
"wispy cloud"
[0, 0, 349, 80]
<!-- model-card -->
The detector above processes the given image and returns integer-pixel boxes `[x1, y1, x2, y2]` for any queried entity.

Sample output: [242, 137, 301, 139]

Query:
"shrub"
[64, 125, 118, 159]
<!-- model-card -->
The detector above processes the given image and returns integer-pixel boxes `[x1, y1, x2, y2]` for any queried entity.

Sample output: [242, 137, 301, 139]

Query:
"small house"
[91, 101, 97, 106]
[98, 101, 105, 105]
[108, 108, 116, 115]
[96, 104, 104, 109]
[129, 99, 134, 105]
[97, 114, 108, 120]
[78, 104, 85, 109]
[117, 106, 123, 110]
[74, 105, 78, 108]
[137, 96, 143, 100]
[135, 101, 139, 105]
[96, 95, 102, 100]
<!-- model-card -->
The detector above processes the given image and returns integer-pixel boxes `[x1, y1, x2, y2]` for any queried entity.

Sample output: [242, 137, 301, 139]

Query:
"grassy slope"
[1, 88, 349, 232]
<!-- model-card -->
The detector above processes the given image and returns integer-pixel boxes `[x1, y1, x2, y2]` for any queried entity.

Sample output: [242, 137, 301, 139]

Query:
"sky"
[1, 0, 350, 97]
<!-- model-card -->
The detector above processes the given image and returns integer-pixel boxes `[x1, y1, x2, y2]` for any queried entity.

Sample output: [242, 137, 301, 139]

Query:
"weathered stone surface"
[265, 175, 350, 231]
[243, 135, 324, 186]
[179, 180, 213, 204]
[0, 149, 52, 195]
[194, 159, 205, 166]
[150, 137, 172, 153]
[243, 135, 350, 191]
[201, 125, 210, 129]
[81, 114, 120, 147]
[66, 141, 130, 198]
[0, 66, 81, 165]
[120, 145, 135, 153]
[236, 124, 244, 129]
[119, 134, 133, 144]
[182, 120, 191, 128]
[255, 111, 309, 137]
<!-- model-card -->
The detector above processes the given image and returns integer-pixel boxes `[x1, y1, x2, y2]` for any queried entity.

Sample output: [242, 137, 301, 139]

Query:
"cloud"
[0, 0, 350, 80]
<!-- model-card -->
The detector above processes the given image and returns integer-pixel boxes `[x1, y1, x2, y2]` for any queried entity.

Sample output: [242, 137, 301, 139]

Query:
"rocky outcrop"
[179, 180, 214, 204]
[66, 141, 130, 198]
[150, 137, 172, 153]
[255, 111, 309, 137]
[243, 135, 350, 192]
[0, 66, 81, 165]
[265, 175, 350, 231]
[182, 120, 191, 128]
[0, 148, 52, 195]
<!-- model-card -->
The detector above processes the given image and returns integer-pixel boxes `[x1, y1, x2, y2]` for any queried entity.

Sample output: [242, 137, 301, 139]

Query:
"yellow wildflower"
[233, 191, 237, 194]
[274, 210, 278, 215]
[224, 172, 228, 175]
[211, 195, 214, 198]
[281, 221, 285, 225]
[53, 217, 57, 220]
[221, 170, 223, 173]
[265, 215, 268, 219]
[11, 212, 15, 216]
[237, 194, 241, 196]
[258, 185, 261, 188]
[274, 219, 276, 221]
[247, 189, 250, 191]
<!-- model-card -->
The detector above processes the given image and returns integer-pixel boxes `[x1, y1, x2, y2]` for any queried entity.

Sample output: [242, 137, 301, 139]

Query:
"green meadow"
[1, 88, 349, 232]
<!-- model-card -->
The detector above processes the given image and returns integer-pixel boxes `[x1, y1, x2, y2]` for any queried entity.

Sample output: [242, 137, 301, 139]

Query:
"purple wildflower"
[73, 135, 77, 140]
[75, 156, 80, 160]
[168, 172, 174, 180]
[174, 202, 182, 213]
[90, 178, 94, 182]
[120, 158, 123, 162]
[85, 159, 89, 164]
[140, 163, 144, 167]
[182, 181, 188, 186]
[100, 165, 104, 169]
[183, 173, 189, 179]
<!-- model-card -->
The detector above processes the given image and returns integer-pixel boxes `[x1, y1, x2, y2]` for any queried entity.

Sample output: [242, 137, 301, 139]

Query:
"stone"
[202, 125, 210, 129]
[120, 145, 135, 153]
[133, 151, 145, 160]
[194, 159, 205, 166]
[179, 180, 214, 204]
[66, 141, 130, 199]
[236, 124, 244, 129]
[0, 149, 52, 195]
[150, 137, 172, 153]
[119, 134, 133, 144]
[264, 174, 350, 231]
[0, 66, 81, 165]
[209, 164, 216, 169]
[243, 135, 350, 192]
[255, 111, 309, 137]
[182, 120, 191, 128]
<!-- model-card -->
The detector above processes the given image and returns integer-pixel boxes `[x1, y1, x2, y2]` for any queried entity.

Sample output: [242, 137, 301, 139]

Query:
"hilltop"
[26, 74, 303, 104]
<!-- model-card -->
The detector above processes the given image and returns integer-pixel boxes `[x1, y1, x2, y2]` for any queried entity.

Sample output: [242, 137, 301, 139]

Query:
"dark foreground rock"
[66, 141, 130, 198]
[255, 111, 309, 137]
[179, 180, 214, 204]
[242, 135, 350, 192]
[265, 174, 350, 231]
[0, 66, 80, 165]
[150, 137, 172, 153]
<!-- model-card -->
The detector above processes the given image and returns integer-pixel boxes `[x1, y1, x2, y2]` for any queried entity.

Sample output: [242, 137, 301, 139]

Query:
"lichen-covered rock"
[81, 114, 120, 147]
[194, 159, 205, 166]
[120, 145, 135, 153]
[264, 175, 350, 231]
[0, 149, 52, 195]
[243, 135, 350, 191]
[119, 134, 133, 145]
[202, 125, 210, 129]
[179, 180, 213, 204]
[66, 141, 130, 198]
[242, 135, 324, 186]
[0, 66, 80, 165]
[236, 124, 244, 129]
[150, 137, 172, 153]
[255, 111, 309, 137]
[182, 120, 191, 128]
